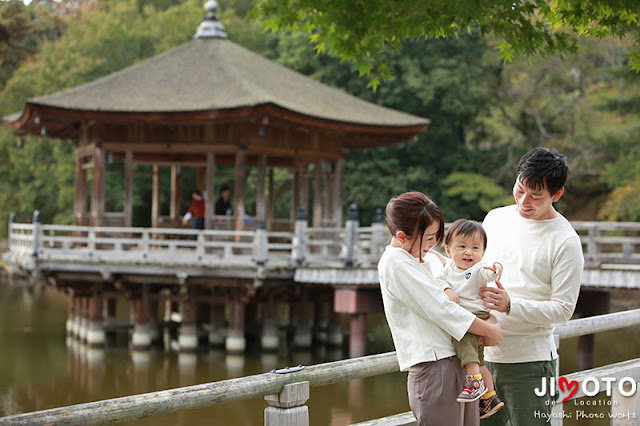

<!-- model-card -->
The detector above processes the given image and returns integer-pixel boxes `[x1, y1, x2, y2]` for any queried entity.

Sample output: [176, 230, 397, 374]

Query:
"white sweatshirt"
[482, 205, 584, 363]
[437, 261, 497, 313]
[378, 245, 475, 371]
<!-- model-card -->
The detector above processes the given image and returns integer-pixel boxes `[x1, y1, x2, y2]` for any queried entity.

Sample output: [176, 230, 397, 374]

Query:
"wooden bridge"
[1, 308, 639, 425]
[3, 214, 640, 358]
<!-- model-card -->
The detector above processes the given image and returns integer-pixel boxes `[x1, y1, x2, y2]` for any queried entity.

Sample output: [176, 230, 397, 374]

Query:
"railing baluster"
[264, 381, 310, 426]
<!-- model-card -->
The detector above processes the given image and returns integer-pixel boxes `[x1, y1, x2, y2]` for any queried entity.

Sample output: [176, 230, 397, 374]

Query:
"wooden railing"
[5, 216, 640, 272]
[2, 309, 639, 425]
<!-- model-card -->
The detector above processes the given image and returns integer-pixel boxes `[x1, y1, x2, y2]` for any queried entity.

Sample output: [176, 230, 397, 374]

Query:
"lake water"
[1, 271, 639, 425]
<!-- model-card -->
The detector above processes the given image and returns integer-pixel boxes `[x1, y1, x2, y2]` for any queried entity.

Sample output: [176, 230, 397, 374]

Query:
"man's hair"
[516, 147, 568, 195]
[193, 189, 202, 197]
[220, 184, 230, 193]
[444, 219, 487, 249]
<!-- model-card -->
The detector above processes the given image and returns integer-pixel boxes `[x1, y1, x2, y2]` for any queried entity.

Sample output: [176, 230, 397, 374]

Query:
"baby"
[436, 219, 505, 419]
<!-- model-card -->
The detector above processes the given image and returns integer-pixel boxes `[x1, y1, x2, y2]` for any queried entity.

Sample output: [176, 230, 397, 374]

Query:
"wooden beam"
[267, 168, 274, 231]
[124, 150, 133, 227]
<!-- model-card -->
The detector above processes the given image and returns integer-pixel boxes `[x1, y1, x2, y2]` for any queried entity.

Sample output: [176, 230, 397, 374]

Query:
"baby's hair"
[384, 191, 445, 262]
[445, 219, 487, 249]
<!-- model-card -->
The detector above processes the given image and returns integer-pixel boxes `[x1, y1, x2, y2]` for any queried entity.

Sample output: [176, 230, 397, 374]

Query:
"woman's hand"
[444, 288, 459, 304]
[480, 280, 511, 313]
[482, 322, 503, 347]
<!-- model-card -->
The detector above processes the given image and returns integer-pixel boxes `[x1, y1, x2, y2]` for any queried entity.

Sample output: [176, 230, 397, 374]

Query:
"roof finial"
[194, 0, 228, 39]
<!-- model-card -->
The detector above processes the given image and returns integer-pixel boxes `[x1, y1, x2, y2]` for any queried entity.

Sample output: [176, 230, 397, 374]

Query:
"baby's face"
[445, 232, 485, 271]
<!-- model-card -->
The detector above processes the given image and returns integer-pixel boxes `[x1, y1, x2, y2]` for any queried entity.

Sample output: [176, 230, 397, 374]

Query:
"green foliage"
[253, 0, 640, 85]
[442, 173, 515, 220]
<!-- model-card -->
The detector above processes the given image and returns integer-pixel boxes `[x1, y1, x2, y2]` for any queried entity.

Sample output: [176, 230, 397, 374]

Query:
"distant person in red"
[182, 190, 205, 233]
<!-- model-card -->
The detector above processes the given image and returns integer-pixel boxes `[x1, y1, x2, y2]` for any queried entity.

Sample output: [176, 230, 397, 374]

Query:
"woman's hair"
[444, 219, 487, 249]
[384, 192, 445, 262]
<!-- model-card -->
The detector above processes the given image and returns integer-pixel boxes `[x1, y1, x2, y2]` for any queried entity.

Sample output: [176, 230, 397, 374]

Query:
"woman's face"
[401, 220, 440, 259]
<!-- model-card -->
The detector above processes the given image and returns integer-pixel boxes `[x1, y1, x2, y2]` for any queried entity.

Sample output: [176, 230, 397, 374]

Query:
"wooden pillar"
[267, 168, 275, 231]
[349, 313, 367, 358]
[293, 287, 313, 349]
[74, 153, 87, 226]
[132, 285, 153, 350]
[151, 165, 160, 228]
[86, 290, 105, 347]
[575, 289, 611, 370]
[299, 165, 309, 216]
[233, 146, 246, 232]
[261, 293, 279, 351]
[124, 150, 133, 227]
[333, 159, 343, 227]
[290, 168, 300, 228]
[323, 162, 333, 226]
[256, 154, 267, 225]
[170, 164, 182, 221]
[91, 146, 106, 226]
[226, 290, 246, 353]
[205, 153, 215, 229]
[313, 161, 323, 228]
[209, 302, 225, 347]
[179, 286, 198, 352]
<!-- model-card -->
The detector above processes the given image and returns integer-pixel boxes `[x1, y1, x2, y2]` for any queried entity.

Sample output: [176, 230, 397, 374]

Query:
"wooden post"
[179, 286, 198, 352]
[349, 313, 367, 358]
[86, 290, 105, 347]
[299, 165, 309, 217]
[323, 162, 333, 227]
[327, 310, 343, 347]
[264, 381, 310, 426]
[333, 159, 343, 227]
[257, 154, 267, 225]
[575, 289, 611, 370]
[209, 302, 225, 347]
[170, 164, 181, 221]
[344, 204, 359, 267]
[74, 153, 87, 226]
[261, 294, 279, 351]
[292, 207, 308, 265]
[152, 165, 160, 228]
[132, 285, 153, 350]
[313, 161, 322, 228]
[205, 153, 215, 229]
[266, 168, 275, 231]
[233, 146, 247, 232]
[227, 291, 246, 353]
[611, 380, 640, 426]
[124, 150, 133, 227]
[293, 287, 313, 349]
[91, 146, 106, 227]
[290, 168, 299, 230]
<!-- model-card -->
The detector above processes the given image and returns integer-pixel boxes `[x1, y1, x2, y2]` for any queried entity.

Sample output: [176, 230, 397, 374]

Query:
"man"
[215, 184, 232, 216]
[182, 190, 205, 231]
[479, 147, 584, 425]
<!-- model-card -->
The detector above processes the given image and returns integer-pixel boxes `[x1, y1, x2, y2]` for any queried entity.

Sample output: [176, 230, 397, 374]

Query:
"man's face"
[222, 189, 231, 199]
[512, 176, 563, 221]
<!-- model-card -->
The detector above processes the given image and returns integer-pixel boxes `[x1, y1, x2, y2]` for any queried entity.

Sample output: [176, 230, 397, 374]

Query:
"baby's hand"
[444, 288, 459, 304]
[484, 262, 503, 285]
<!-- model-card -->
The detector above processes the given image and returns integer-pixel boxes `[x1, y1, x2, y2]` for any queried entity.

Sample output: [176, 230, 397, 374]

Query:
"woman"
[377, 192, 503, 426]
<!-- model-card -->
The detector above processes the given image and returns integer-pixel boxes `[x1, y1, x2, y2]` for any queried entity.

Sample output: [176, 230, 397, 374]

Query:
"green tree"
[254, 0, 640, 89]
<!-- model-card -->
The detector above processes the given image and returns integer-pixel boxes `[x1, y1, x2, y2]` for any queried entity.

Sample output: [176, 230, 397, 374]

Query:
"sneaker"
[479, 394, 505, 419]
[457, 375, 487, 403]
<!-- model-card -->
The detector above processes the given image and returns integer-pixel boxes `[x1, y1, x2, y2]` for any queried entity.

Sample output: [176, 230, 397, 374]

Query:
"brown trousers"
[408, 356, 479, 426]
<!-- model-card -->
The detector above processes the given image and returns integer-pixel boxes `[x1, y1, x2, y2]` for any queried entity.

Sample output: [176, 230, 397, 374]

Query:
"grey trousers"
[408, 356, 479, 426]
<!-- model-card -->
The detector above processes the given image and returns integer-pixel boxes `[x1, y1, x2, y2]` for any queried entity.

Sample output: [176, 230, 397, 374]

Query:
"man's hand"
[444, 288, 459, 304]
[480, 280, 511, 313]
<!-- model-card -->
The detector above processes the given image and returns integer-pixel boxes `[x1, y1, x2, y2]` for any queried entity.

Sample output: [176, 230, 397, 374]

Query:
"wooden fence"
[5, 217, 640, 272]
[1, 309, 639, 425]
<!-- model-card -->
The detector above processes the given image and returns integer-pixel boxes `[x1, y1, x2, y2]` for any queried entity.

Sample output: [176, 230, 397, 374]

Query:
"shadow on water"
[1, 272, 639, 425]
